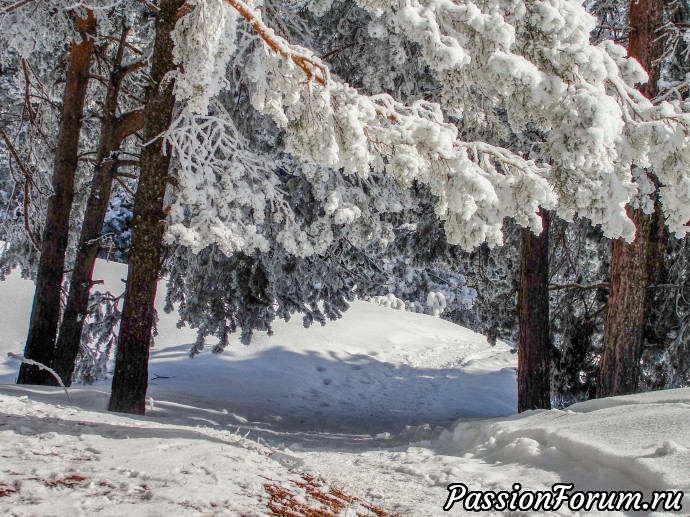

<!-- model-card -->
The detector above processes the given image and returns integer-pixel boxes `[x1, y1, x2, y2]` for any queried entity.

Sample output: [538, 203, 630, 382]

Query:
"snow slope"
[0, 390, 298, 516]
[0, 260, 517, 436]
[1, 261, 688, 516]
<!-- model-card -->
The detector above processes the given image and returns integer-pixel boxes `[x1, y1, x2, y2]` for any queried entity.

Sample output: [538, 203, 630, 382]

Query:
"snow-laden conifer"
[166, 0, 690, 257]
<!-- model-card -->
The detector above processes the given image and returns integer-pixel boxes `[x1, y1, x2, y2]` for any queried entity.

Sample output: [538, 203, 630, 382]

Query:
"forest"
[2, 0, 689, 413]
[1, 0, 690, 514]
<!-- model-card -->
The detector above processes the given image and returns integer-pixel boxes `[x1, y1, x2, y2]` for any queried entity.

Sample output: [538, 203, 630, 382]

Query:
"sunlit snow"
[0, 261, 688, 515]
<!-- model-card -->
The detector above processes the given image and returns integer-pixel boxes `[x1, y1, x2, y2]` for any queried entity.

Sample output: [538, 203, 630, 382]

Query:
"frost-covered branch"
[171, 0, 557, 250]
[0, 0, 35, 16]
[0, 127, 42, 250]
[7, 353, 69, 398]
[343, 0, 690, 240]
[168, 0, 690, 251]
[222, 0, 328, 86]
[164, 102, 306, 255]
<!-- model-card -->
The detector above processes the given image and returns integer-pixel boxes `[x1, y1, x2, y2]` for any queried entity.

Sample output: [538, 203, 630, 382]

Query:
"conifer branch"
[0, 127, 42, 251]
[222, 0, 329, 86]
[0, 0, 35, 16]
[548, 282, 609, 291]
[115, 109, 145, 144]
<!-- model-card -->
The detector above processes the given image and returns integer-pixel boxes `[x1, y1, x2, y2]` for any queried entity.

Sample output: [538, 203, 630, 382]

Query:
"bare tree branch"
[549, 282, 609, 291]
[0, 127, 42, 250]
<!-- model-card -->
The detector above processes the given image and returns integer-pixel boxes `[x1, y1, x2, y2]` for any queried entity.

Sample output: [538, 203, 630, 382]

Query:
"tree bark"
[517, 210, 551, 412]
[597, 0, 664, 398]
[17, 12, 96, 385]
[108, 0, 184, 414]
[52, 27, 144, 386]
[598, 209, 652, 396]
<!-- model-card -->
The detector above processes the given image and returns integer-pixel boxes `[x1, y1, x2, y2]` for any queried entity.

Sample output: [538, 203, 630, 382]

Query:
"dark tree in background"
[517, 210, 551, 412]
[109, 0, 184, 414]
[18, 11, 96, 385]
[598, 0, 664, 398]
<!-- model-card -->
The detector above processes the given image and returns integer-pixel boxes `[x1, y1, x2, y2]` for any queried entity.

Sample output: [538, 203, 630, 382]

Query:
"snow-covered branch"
[167, 0, 690, 251]
[7, 353, 69, 398]
[222, 0, 328, 86]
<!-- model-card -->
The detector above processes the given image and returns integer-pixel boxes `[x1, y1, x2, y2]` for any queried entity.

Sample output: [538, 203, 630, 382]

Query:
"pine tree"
[17, 10, 97, 385]
[598, 0, 665, 398]
[96, 0, 690, 413]
[517, 210, 551, 411]
[108, 0, 184, 414]
[52, 23, 146, 386]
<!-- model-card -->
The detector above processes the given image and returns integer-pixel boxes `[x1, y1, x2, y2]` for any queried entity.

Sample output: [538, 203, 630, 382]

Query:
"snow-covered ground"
[0, 261, 688, 516]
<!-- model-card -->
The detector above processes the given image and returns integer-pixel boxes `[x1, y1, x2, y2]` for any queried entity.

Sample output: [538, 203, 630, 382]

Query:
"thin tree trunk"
[597, 0, 664, 398]
[17, 12, 96, 385]
[517, 210, 551, 412]
[108, 0, 184, 414]
[52, 27, 144, 386]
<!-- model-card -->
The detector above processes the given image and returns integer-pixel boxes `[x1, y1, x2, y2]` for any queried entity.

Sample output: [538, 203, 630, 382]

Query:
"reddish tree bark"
[599, 209, 652, 396]
[517, 210, 551, 412]
[52, 27, 144, 386]
[597, 0, 664, 398]
[17, 12, 97, 385]
[108, 0, 185, 414]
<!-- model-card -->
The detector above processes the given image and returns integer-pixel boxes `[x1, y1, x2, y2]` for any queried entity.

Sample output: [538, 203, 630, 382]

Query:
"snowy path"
[295, 391, 690, 516]
[2, 385, 688, 516]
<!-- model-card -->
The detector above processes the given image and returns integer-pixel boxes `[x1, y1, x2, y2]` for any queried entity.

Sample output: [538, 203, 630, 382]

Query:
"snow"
[1, 261, 689, 515]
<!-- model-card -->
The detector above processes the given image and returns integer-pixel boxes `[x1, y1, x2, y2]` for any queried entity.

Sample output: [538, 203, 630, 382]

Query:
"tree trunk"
[52, 28, 144, 386]
[598, 208, 652, 396]
[108, 0, 184, 414]
[517, 210, 551, 412]
[597, 0, 664, 398]
[17, 12, 96, 385]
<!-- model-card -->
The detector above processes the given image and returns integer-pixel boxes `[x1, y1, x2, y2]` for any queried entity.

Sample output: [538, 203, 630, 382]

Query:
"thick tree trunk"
[597, 0, 664, 398]
[599, 209, 652, 396]
[517, 210, 551, 412]
[52, 28, 144, 386]
[17, 12, 96, 385]
[108, 0, 184, 414]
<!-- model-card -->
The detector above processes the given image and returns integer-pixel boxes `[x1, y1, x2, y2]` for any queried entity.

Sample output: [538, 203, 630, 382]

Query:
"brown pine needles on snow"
[262, 473, 401, 517]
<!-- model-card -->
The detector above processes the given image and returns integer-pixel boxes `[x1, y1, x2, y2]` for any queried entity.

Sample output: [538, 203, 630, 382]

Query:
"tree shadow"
[0, 343, 516, 451]
[143, 343, 517, 450]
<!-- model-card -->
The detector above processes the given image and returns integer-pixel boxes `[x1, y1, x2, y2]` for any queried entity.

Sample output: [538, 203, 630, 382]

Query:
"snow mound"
[440, 389, 690, 492]
[300, 389, 689, 516]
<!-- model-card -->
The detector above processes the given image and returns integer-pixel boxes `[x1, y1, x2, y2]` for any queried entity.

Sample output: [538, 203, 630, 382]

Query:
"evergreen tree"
[112, 0, 690, 414]
[6, 0, 690, 413]
[52, 20, 148, 386]
[599, 0, 675, 398]
[17, 9, 97, 385]
[0, 2, 150, 387]
[109, 0, 184, 414]
[517, 210, 551, 411]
